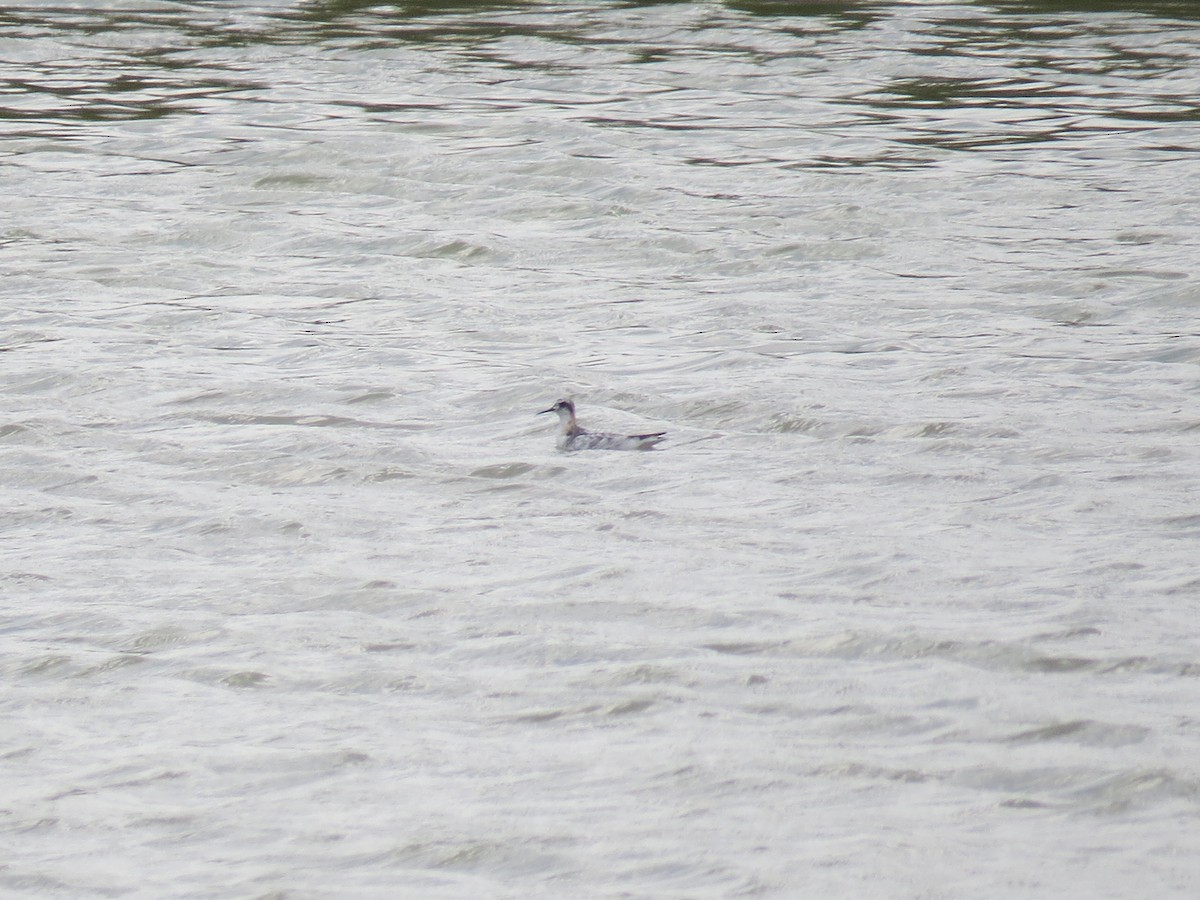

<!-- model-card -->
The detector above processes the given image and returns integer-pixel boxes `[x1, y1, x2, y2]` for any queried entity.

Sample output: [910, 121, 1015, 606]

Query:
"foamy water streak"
[3, 1, 1199, 896]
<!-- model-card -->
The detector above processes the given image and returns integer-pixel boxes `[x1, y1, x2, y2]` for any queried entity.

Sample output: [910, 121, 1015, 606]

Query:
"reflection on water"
[2, 0, 1196, 154]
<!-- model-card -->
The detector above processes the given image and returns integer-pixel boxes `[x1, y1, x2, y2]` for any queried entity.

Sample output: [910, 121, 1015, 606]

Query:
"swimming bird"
[538, 399, 665, 451]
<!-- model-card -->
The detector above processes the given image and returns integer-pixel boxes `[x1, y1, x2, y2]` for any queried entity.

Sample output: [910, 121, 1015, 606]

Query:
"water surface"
[3, 1, 1199, 896]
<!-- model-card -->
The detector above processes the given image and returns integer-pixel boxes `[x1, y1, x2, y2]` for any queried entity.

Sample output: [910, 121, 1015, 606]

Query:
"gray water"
[4, 1, 1200, 897]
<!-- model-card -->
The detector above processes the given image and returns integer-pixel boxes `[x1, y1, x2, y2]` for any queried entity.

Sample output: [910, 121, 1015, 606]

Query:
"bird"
[538, 399, 666, 451]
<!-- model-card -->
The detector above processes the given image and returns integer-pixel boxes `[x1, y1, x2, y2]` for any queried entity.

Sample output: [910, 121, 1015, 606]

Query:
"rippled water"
[4, 1, 1200, 897]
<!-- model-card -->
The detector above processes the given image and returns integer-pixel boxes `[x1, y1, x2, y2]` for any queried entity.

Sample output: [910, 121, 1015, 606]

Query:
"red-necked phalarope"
[538, 399, 666, 451]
